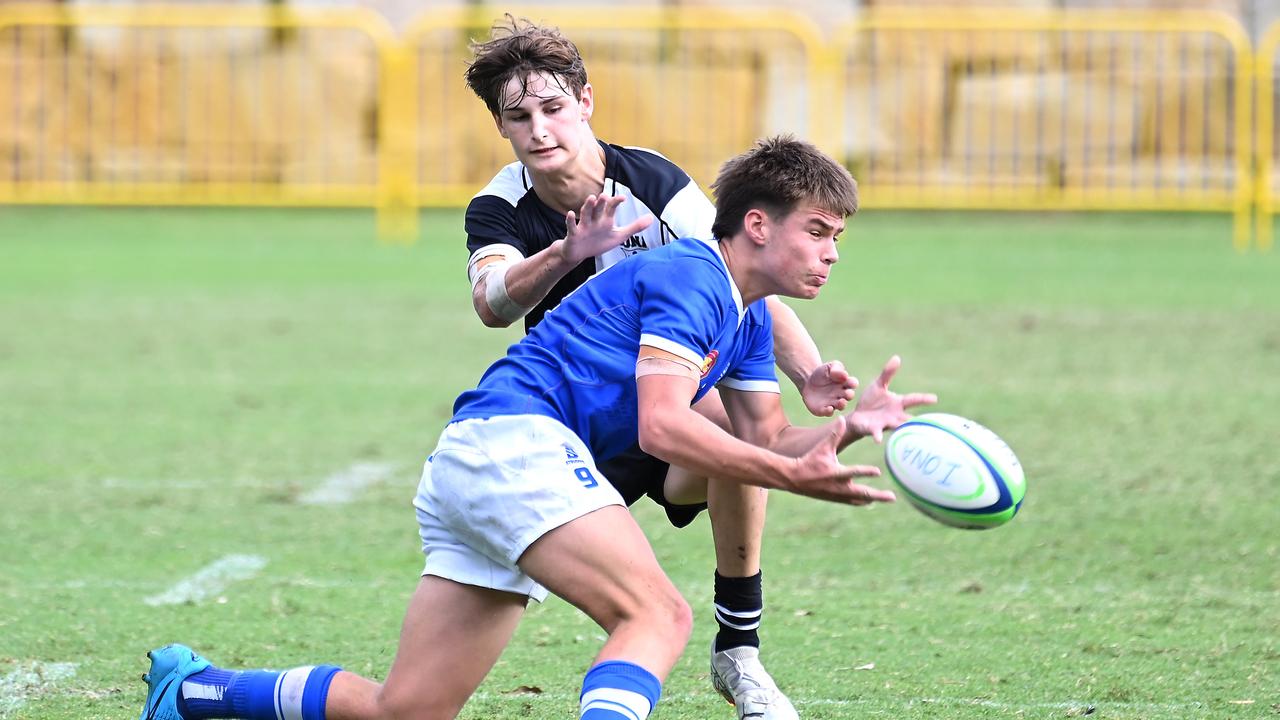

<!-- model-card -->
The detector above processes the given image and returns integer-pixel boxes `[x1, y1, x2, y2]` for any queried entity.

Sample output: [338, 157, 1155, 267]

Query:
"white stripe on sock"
[277, 666, 315, 720]
[711, 614, 757, 625]
[713, 603, 762, 619]
[181, 682, 225, 701]
[580, 687, 651, 720]
[272, 671, 286, 720]
[714, 604, 762, 630]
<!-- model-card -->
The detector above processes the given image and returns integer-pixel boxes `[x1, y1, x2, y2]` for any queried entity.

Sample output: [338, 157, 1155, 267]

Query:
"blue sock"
[579, 660, 662, 720]
[178, 664, 341, 720]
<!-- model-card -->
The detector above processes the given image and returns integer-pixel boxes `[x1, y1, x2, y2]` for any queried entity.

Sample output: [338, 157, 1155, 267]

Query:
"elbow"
[637, 417, 676, 462]
[479, 309, 513, 329]
[472, 295, 514, 329]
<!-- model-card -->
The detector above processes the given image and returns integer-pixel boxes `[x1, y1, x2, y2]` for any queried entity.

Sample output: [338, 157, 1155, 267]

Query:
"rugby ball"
[884, 413, 1025, 530]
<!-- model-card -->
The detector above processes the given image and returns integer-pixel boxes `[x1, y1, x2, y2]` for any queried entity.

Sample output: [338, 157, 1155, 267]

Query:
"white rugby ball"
[884, 413, 1025, 530]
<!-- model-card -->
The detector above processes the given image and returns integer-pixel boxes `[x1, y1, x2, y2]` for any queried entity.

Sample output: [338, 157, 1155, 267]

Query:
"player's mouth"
[528, 146, 559, 157]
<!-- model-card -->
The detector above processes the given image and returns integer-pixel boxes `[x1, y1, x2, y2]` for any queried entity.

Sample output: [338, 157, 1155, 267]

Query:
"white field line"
[0, 662, 77, 717]
[468, 691, 1208, 713]
[298, 462, 396, 505]
[100, 477, 289, 489]
[143, 554, 267, 606]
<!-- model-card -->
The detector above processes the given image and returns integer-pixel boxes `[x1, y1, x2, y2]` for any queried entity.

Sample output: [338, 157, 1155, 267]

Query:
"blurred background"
[2, 4, 1277, 718]
[3, 0, 1280, 247]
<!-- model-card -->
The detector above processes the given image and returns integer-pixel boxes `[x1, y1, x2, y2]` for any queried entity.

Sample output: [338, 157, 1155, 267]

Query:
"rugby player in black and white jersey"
[460, 17, 861, 720]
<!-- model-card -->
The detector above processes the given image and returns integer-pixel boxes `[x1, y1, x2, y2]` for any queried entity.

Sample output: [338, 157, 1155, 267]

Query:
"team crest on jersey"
[700, 350, 719, 378]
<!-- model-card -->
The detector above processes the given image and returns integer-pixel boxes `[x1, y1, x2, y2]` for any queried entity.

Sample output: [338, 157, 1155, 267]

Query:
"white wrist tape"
[483, 262, 535, 323]
[636, 355, 701, 382]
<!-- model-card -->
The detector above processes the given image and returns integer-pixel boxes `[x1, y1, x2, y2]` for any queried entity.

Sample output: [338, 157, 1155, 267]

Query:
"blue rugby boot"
[139, 644, 211, 720]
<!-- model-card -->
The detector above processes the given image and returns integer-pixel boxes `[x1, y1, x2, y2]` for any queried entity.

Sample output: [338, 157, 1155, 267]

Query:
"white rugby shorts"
[414, 414, 625, 602]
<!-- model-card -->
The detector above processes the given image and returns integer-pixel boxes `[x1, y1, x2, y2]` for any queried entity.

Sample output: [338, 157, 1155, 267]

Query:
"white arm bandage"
[481, 262, 536, 324]
[467, 243, 525, 289]
[636, 355, 701, 383]
[467, 244, 534, 323]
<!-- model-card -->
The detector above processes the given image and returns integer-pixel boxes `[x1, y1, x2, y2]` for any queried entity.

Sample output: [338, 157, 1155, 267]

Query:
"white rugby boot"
[710, 643, 800, 720]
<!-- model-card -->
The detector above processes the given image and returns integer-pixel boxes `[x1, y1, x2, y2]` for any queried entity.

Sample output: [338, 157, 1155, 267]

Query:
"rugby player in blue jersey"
[460, 18, 860, 718]
[137, 136, 936, 720]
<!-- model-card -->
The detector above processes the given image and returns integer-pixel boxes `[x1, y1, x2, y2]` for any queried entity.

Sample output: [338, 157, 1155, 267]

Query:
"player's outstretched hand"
[802, 360, 858, 417]
[786, 421, 896, 505]
[561, 194, 654, 265]
[844, 355, 938, 443]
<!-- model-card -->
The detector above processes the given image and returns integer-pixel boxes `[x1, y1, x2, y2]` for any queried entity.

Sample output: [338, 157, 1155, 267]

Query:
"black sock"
[713, 570, 763, 652]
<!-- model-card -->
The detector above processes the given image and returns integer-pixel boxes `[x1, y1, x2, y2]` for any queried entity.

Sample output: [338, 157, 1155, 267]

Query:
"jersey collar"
[707, 239, 746, 327]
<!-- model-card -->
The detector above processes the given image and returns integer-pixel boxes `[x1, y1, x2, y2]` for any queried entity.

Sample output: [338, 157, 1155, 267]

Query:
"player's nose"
[822, 241, 839, 265]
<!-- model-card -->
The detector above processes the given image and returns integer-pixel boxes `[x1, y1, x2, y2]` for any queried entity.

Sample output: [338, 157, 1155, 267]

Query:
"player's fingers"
[902, 393, 938, 408]
[564, 210, 578, 233]
[850, 483, 894, 503]
[832, 479, 892, 506]
[604, 195, 626, 217]
[826, 360, 848, 383]
[875, 354, 902, 389]
[620, 214, 654, 237]
[584, 194, 603, 223]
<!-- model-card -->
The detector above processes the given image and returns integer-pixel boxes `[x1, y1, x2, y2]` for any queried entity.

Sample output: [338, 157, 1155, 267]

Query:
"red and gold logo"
[700, 350, 719, 378]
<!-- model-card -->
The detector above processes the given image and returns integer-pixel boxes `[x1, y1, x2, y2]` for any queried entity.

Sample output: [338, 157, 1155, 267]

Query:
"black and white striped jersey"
[465, 140, 715, 332]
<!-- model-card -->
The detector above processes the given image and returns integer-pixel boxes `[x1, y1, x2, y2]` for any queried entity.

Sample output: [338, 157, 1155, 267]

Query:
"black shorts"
[597, 443, 708, 528]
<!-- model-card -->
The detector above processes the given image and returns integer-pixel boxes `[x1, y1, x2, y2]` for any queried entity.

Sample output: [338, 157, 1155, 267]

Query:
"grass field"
[1, 207, 1277, 719]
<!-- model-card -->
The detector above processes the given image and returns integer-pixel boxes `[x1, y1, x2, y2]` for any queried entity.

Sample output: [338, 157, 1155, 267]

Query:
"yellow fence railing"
[403, 7, 828, 209]
[0, 5, 398, 207]
[2, 4, 1279, 250]
[1255, 21, 1280, 253]
[833, 10, 1253, 250]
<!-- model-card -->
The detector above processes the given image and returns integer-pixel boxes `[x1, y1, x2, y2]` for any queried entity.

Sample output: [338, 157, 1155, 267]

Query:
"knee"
[668, 593, 695, 645]
[647, 587, 694, 648]
[608, 585, 692, 645]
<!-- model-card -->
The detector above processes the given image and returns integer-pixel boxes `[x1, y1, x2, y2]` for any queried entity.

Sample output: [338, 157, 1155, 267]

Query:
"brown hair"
[464, 15, 588, 116]
[710, 135, 859, 240]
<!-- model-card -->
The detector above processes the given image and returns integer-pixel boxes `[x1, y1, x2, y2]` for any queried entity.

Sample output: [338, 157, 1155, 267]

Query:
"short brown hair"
[464, 15, 588, 116]
[710, 135, 859, 240]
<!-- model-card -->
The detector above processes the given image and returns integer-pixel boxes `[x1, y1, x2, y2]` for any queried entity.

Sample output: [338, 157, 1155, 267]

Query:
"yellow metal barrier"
[402, 6, 829, 206]
[0, 5, 1267, 248]
[832, 9, 1253, 250]
[1256, 22, 1280, 253]
[0, 3, 409, 228]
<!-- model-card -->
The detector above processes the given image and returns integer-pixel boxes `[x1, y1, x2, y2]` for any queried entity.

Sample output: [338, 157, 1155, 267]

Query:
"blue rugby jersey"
[451, 239, 780, 463]
[465, 140, 715, 332]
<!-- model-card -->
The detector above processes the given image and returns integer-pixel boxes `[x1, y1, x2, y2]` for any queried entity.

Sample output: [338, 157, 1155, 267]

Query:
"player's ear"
[579, 83, 594, 122]
[743, 208, 769, 246]
[492, 112, 509, 139]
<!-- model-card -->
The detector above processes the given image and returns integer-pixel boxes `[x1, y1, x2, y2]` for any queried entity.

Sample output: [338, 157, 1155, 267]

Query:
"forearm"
[766, 295, 822, 391]
[763, 417, 869, 458]
[472, 240, 578, 327]
[639, 405, 795, 491]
